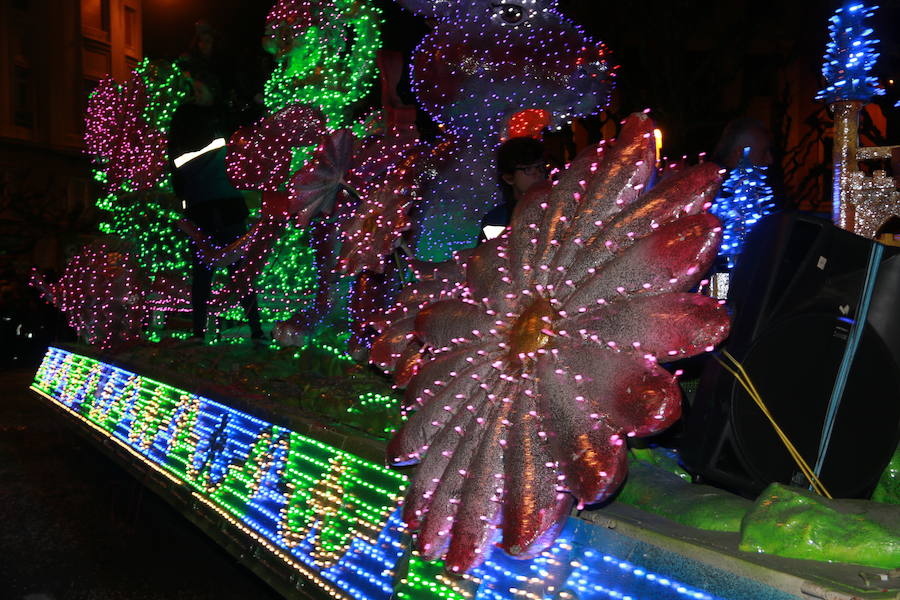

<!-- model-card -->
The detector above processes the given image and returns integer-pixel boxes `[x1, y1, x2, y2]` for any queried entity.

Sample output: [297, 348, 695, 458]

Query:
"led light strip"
[32, 347, 407, 600]
[32, 348, 730, 600]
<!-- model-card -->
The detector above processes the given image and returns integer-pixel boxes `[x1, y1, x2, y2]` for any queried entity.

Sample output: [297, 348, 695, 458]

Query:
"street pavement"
[0, 368, 283, 600]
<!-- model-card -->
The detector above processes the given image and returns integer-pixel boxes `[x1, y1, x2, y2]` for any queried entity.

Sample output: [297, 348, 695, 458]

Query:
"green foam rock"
[617, 459, 752, 532]
[872, 444, 900, 505]
[740, 483, 900, 569]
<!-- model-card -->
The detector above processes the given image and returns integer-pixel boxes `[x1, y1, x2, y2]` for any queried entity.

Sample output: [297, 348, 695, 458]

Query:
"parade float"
[30, 1, 900, 599]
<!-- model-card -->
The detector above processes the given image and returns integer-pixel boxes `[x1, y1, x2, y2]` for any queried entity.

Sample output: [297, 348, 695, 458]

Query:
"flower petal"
[409, 255, 468, 286]
[464, 236, 515, 315]
[553, 142, 607, 207]
[415, 299, 494, 350]
[563, 292, 731, 360]
[537, 340, 682, 438]
[369, 317, 415, 371]
[444, 394, 512, 572]
[417, 398, 499, 561]
[373, 279, 456, 334]
[513, 144, 608, 290]
[561, 212, 722, 312]
[387, 364, 495, 466]
[506, 183, 555, 289]
[392, 280, 453, 314]
[534, 349, 629, 504]
[403, 344, 494, 411]
[499, 387, 571, 557]
[553, 162, 723, 293]
[393, 342, 424, 388]
[402, 400, 480, 531]
[548, 113, 657, 277]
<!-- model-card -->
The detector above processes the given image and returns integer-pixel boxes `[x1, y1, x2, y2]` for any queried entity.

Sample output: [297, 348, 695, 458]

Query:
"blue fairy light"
[710, 148, 776, 270]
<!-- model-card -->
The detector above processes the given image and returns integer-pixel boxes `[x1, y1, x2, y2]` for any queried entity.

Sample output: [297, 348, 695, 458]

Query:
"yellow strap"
[713, 351, 832, 498]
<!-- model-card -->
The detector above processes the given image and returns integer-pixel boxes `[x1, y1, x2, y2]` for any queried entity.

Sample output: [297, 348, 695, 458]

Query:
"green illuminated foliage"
[263, 0, 383, 126]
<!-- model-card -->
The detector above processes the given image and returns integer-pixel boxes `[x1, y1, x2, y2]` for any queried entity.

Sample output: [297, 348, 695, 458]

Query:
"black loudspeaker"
[681, 212, 900, 499]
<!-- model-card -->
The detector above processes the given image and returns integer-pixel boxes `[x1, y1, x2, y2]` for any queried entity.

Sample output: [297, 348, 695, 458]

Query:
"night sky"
[142, 0, 900, 159]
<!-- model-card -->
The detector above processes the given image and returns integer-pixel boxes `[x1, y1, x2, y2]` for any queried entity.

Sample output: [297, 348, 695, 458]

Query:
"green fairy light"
[252, 222, 318, 321]
[263, 0, 383, 126]
[96, 188, 190, 277]
[348, 391, 401, 436]
[89, 59, 191, 280]
[133, 59, 189, 132]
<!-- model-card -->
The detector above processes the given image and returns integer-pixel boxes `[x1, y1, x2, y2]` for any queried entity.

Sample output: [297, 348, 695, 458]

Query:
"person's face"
[191, 80, 214, 106]
[503, 161, 548, 200]
[728, 128, 773, 169]
[197, 33, 214, 58]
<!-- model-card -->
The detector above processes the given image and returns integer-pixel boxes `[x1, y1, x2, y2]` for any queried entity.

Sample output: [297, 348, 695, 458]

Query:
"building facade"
[0, 0, 142, 273]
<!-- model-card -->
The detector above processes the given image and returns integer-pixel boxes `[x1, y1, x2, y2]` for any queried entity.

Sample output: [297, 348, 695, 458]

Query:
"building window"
[124, 5, 137, 48]
[81, 0, 110, 34]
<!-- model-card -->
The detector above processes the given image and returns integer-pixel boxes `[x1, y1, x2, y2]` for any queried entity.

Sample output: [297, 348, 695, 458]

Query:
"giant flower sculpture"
[386, 113, 731, 572]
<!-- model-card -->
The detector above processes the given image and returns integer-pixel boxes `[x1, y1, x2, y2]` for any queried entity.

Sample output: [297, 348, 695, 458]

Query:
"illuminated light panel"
[32, 348, 740, 600]
[32, 347, 407, 600]
[392, 519, 731, 600]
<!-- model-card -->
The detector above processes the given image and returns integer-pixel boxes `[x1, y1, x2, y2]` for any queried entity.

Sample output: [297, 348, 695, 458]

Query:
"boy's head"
[497, 137, 548, 203]
[713, 117, 773, 170]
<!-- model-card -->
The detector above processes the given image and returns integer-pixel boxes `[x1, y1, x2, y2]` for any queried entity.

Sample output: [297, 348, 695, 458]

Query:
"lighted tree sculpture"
[711, 148, 775, 270]
[251, 0, 386, 327]
[817, 1, 887, 230]
[31, 241, 150, 350]
[263, 0, 383, 125]
[85, 60, 191, 277]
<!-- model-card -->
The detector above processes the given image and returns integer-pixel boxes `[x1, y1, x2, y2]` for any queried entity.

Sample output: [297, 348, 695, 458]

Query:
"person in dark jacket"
[168, 81, 263, 341]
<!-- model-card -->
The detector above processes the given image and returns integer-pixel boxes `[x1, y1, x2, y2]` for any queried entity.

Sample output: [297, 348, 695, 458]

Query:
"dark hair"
[187, 20, 219, 57]
[712, 117, 768, 166]
[497, 137, 545, 203]
[497, 136, 545, 175]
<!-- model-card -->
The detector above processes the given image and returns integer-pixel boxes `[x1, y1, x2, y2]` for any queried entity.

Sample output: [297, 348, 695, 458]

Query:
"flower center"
[508, 295, 556, 362]
[361, 213, 379, 235]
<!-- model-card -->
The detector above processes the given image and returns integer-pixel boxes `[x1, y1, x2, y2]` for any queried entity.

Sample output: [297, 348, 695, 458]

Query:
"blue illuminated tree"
[710, 148, 776, 270]
[816, 2, 885, 103]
